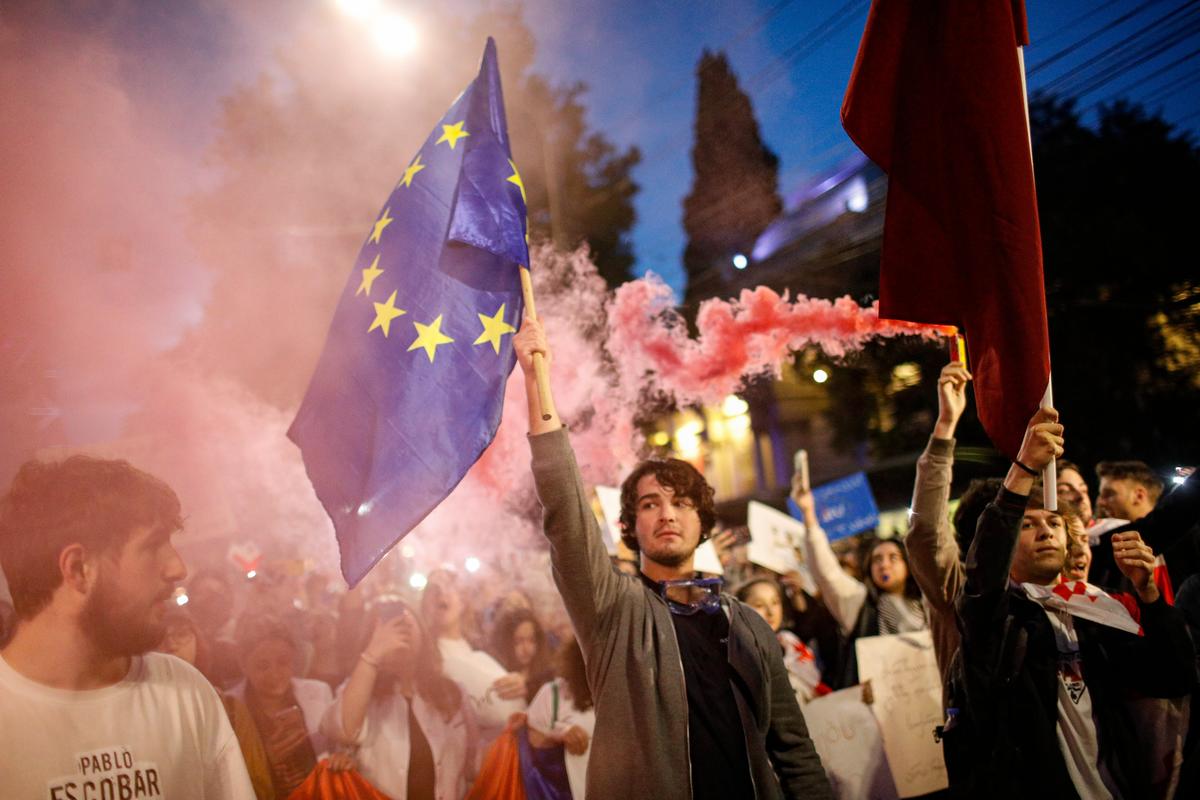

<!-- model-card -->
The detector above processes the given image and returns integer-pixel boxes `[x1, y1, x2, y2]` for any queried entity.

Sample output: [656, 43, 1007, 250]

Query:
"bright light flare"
[335, 0, 382, 20]
[732, 253, 748, 270]
[721, 395, 749, 417]
[372, 13, 418, 57]
[174, 592, 189, 607]
[409, 572, 428, 590]
[813, 368, 829, 384]
[246, 570, 257, 579]
[464, 556, 482, 573]
[1174, 475, 1188, 485]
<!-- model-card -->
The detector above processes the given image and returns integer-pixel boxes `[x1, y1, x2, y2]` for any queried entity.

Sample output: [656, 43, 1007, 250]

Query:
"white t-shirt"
[526, 677, 596, 800]
[0, 651, 255, 799]
[1044, 608, 1122, 800]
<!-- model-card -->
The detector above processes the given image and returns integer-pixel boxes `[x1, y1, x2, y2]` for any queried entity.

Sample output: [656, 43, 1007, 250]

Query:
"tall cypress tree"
[682, 51, 782, 311]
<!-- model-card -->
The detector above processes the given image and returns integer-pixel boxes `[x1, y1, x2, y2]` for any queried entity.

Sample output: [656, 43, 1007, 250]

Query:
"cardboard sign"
[693, 539, 724, 576]
[593, 485, 623, 554]
[855, 631, 948, 797]
[809, 472, 880, 542]
[803, 686, 898, 800]
[746, 501, 815, 594]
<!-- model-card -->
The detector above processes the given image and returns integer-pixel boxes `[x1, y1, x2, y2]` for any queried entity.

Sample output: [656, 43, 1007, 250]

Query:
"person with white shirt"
[949, 409, 1195, 799]
[423, 569, 526, 746]
[0, 455, 256, 799]
[322, 598, 474, 799]
[526, 638, 597, 800]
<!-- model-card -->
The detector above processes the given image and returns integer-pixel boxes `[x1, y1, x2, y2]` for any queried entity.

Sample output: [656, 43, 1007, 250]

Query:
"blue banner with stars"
[289, 38, 529, 586]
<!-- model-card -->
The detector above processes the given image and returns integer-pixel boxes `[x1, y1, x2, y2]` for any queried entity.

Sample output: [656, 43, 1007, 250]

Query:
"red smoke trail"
[607, 275, 953, 408]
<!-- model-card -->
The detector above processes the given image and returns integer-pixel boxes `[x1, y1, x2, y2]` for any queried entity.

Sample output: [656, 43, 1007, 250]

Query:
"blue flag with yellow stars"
[289, 38, 529, 586]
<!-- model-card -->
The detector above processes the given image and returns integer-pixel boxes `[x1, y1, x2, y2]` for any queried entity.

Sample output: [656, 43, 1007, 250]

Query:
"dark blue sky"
[54, 0, 1200, 297]
[524, 0, 1200, 296]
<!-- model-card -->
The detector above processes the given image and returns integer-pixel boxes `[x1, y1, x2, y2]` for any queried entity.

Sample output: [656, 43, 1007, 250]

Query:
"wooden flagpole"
[1017, 45, 1058, 511]
[519, 266, 557, 421]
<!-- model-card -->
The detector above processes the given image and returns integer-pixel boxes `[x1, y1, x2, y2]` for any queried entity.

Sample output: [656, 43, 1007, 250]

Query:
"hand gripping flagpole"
[519, 266, 557, 421]
[1017, 44, 1057, 512]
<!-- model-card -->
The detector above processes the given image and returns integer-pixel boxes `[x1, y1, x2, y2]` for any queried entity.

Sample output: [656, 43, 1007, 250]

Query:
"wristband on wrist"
[1014, 460, 1039, 476]
[359, 652, 381, 669]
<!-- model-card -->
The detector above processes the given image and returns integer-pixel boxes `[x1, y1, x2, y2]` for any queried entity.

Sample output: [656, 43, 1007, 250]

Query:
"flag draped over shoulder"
[841, 0, 1049, 459]
[289, 39, 528, 586]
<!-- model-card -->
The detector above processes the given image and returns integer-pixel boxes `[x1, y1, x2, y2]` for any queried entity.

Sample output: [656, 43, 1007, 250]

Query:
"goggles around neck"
[655, 576, 724, 616]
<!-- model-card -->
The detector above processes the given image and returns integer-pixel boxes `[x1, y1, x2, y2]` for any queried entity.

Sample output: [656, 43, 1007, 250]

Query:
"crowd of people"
[0, 321, 1197, 799]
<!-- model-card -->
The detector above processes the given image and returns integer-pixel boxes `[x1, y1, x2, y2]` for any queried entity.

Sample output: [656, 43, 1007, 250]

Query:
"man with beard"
[514, 317, 831, 800]
[0, 455, 255, 798]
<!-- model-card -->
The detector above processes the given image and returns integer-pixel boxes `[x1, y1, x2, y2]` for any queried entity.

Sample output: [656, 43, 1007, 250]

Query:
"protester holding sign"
[793, 478, 927, 689]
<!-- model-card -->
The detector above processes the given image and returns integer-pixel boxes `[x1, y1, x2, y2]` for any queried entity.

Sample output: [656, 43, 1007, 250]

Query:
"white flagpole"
[1017, 45, 1057, 511]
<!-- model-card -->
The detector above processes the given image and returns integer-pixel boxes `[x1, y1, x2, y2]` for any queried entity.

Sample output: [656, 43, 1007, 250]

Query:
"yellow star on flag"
[356, 255, 385, 296]
[408, 314, 455, 362]
[398, 155, 426, 188]
[436, 121, 470, 150]
[473, 304, 516, 354]
[506, 160, 526, 204]
[369, 207, 393, 244]
[368, 290, 406, 337]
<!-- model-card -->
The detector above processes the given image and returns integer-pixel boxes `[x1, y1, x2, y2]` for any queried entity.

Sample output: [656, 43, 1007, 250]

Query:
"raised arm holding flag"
[289, 39, 537, 586]
[842, 0, 1056, 507]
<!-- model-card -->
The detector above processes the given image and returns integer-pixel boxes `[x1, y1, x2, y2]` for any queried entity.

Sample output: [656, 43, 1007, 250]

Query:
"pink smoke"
[607, 275, 953, 408]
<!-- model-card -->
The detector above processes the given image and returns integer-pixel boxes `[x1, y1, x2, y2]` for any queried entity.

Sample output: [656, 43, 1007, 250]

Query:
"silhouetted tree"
[682, 51, 781, 314]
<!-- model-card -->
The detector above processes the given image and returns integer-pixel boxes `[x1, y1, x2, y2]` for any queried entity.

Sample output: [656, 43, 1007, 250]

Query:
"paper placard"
[854, 631, 948, 797]
[593, 485, 622, 554]
[693, 539, 724, 576]
[746, 501, 815, 594]
[803, 686, 898, 800]
[810, 471, 880, 542]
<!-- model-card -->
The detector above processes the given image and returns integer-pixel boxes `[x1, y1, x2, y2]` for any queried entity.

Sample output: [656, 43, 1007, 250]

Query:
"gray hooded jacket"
[530, 428, 832, 799]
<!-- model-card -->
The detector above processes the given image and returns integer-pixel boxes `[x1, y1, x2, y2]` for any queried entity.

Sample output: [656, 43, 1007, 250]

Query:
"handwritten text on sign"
[854, 631, 948, 798]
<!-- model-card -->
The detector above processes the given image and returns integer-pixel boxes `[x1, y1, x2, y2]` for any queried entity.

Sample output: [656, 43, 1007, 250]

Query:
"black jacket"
[948, 487, 1196, 799]
[1091, 473, 1199, 591]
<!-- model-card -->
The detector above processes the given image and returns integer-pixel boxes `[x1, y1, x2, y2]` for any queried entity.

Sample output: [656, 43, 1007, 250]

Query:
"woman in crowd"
[526, 639, 596, 800]
[491, 607, 555, 704]
[322, 598, 474, 799]
[423, 569, 527, 748]
[793, 476, 927, 687]
[736, 577, 830, 705]
[229, 614, 335, 799]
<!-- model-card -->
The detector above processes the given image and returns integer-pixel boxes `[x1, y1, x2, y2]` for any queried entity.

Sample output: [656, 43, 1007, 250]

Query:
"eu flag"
[289, 39, 528, 586]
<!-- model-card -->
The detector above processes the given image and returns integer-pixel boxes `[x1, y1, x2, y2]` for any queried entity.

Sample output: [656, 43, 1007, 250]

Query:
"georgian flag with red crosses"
[1022, 580, 1144, 636]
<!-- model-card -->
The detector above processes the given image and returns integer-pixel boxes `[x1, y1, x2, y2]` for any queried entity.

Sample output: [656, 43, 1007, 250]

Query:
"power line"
[1051, 17, 1200, 100]
[745, 0, 869, 93]
[1034, 1, 1199, 93]
[1094, 47, 1200, 108]
[1027, 0, 1172, 77]
[1036, 0, 1126, 49]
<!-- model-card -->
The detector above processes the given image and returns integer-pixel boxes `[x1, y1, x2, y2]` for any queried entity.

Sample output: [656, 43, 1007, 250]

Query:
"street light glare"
[335, 0, 382, 21]
[813, 368, 829, 384]
[373, 13, 418, 57]
[732, 253, 748, 270]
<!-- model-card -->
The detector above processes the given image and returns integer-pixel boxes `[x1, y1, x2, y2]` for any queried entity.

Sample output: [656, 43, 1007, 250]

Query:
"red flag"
[841, 0, 1049, 459]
